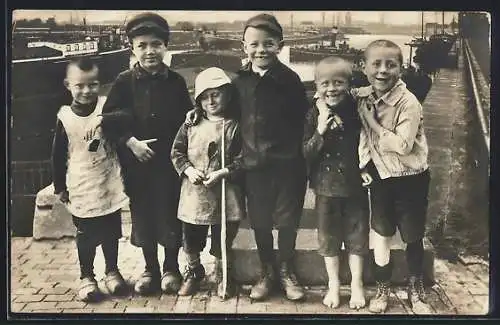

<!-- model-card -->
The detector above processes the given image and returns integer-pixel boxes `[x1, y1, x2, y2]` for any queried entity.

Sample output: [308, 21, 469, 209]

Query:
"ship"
[11, 23, 131, 162]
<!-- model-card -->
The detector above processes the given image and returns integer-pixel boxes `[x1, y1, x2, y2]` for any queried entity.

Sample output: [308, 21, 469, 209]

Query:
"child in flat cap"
[187, 13, 309, 302]
[99, 12, 193, 296]
[237, 13, 310, 303]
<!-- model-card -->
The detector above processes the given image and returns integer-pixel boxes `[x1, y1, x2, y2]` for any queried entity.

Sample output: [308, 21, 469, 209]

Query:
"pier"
[10, 37, 489, 315]
[9, 7, 490, 317]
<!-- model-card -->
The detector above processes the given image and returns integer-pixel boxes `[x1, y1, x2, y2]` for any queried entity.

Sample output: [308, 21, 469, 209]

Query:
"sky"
[12, 10, 461, 26]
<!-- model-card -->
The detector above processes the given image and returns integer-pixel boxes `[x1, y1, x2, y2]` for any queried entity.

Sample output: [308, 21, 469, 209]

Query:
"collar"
[252, 65, 268, 76]
[240, 60, 287, 81]
[70, 99, 98, 117]
[132, 62, 170, 80]
[315, 95, 352, 114]
[357, 79, 406, 107]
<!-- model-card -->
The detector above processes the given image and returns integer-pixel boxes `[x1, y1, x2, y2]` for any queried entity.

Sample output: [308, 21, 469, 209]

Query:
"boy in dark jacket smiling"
[187, 13, 309, 302]
[99, 12, 193, 295]
[303, 56, 369, 310]
[236, 14, 309, 301]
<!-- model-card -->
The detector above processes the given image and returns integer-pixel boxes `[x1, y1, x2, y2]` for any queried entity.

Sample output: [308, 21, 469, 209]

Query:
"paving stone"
[39, 287, 71, 295]
[236, 296, 268, 314]
[189, 295, 209, 313]
[466, 264, 489, 285]
[61, 308, 95, 313]
[172, 295, 193, 313]
[23, 301, 58, 310]
[148, 295, 177, 312]
[11, 287, 41, 295]
[43, 294, 76, 302]
[55, 301, 87, 309]
[46, 274, 79, 282]
[92, 307, 126, 313]
[26, 308, 63, 313]
[472, 295, 489, 314]
[10, 302, 26, 312]
[206, 295, 238, 313]
[125, 307, 156, 313]
[13, 294, 45, 303]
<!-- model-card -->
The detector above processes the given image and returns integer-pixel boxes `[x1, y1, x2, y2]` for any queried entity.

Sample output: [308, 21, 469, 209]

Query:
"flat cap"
[244, 13, 283, 40]
[125, 12, 170, 42]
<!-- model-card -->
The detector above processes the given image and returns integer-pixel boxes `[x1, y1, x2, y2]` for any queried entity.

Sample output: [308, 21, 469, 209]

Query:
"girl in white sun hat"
[171, 67, 245, 298]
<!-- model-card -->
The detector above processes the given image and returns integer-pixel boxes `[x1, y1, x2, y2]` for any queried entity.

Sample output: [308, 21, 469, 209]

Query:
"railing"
[11, 160, 52, 196]
[463, 38, 490, 154]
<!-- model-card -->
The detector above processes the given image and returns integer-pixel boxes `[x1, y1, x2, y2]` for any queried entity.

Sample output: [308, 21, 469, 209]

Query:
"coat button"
[325, 153, 330, 158]
[339, 136, 344, 140]
[151, 113, 156, 117]
[336, 152, 341, 157]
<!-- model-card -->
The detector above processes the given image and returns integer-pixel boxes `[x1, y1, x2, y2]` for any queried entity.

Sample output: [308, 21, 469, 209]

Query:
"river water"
[284, 34, 414, 82]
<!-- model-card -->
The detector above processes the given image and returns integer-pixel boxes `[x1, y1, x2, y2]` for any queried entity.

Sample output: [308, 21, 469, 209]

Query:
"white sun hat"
[194, 67, 232, 102]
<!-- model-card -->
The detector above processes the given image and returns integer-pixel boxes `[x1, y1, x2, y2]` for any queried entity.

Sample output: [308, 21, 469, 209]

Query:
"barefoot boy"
[303, 56, 369, 309]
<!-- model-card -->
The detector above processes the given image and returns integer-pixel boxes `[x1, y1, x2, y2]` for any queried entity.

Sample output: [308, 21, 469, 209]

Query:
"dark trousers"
[142, 245, 180, 275]
[253, 227, 298, 264]
[73, 210, 122, 279]
[183, 221, 240, 260]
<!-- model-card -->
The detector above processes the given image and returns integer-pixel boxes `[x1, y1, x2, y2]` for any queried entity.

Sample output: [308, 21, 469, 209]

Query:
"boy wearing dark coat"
[99, 12, 193, 295]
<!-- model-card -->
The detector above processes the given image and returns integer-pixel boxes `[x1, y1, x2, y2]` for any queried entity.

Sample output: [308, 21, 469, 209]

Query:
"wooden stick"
[220, 119, 228, 298]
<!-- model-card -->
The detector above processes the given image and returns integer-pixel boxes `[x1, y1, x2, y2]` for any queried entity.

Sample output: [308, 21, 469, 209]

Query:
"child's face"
[242, 27, 283, 70]
[131, 34, 167, 72]
[315, 68, 350, 107]
[363, 46, 402, 97]
[199, 87, 230, 117]
[64, 65, 100, 104]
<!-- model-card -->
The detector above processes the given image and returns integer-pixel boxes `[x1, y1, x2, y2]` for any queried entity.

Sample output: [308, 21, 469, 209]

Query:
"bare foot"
[323, 280, 340, 309]
[349, 281, 366, 310]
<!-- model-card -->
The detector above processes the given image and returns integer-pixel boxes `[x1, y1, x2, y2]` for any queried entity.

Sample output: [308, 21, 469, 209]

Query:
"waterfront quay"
[9, 36, 489, 316]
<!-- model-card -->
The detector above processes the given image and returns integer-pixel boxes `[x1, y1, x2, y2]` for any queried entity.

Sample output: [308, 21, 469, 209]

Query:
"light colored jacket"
[171, 118, 246, 225]
[352, 79, 429, 179]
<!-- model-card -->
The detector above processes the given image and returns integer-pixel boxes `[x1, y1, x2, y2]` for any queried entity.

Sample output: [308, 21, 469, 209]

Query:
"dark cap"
[244, 13, 283, 40]
[125, 12, 170, 42]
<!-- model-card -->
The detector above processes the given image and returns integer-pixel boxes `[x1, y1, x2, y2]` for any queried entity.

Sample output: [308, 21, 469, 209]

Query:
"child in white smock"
[51, 58, 129, 302]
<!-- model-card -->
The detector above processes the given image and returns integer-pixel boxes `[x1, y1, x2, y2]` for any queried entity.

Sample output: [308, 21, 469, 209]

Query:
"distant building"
[336, 12, 343, 26]
[345, 12, 352, 26]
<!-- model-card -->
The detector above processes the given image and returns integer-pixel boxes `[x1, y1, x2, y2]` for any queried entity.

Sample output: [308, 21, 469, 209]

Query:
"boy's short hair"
[364, 39, 404, 65]
[66, 57, 98, 76]
[125, 12, 170, 43]
[314, 56, 353, 82]
[243, 13, 283, 41]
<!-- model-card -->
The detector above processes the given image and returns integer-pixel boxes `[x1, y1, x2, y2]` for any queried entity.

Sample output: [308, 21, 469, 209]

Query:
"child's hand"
[361, 171, 373, 187]
[184, 166, 205, 185]
[57, 190, 70, 204]
[127, 138, 157, 162]
[203, 168, 229, 187]
[317, 113, 335, 135]
[84, 115, 103, 141]
[185, 108, 201, 127]
[331, 113, 344, 130]
[360, 103, 377, 123]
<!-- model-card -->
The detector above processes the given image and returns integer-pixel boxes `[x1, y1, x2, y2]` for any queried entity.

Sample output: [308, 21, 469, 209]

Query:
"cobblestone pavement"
[10, 236, 489, 316]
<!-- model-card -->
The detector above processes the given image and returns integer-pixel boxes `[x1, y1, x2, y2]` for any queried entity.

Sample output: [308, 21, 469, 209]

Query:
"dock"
[10, 37, 489, 316]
